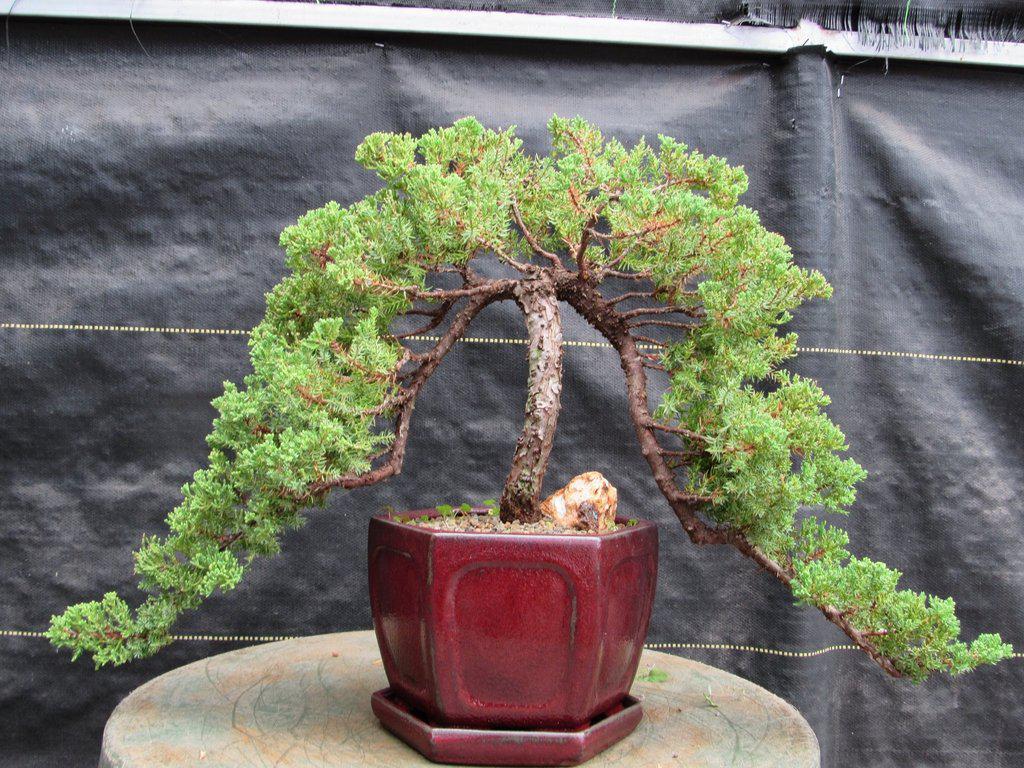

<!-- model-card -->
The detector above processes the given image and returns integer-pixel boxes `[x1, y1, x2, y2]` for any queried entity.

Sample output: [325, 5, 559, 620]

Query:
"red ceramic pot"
[367, 511, 658, 730]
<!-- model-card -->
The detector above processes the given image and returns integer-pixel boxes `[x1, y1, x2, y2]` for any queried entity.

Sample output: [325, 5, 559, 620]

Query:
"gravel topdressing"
[398, 513, 626, 535]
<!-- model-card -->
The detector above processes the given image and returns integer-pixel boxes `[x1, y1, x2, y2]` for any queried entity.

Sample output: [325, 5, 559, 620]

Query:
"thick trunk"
[500, 276, 564, 523]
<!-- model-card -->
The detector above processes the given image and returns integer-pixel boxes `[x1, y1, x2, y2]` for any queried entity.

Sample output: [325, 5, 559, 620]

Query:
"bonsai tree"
[49, 117, 1011, 681]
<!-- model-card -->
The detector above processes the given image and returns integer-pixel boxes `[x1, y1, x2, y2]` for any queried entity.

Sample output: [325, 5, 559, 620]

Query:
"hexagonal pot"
[367, 510, 658, 731]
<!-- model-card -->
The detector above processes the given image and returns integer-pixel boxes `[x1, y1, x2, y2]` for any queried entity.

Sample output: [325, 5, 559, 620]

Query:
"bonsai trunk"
[500, 276, 564, 523]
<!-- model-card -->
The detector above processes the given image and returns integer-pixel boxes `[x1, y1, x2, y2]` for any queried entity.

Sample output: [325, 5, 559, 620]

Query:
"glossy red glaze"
[368, 511, 658, 730]
[370, 688, 644, 766]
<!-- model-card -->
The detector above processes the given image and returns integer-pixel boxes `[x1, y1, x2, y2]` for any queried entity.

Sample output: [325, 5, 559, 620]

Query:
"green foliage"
[636, 667, 670, 683]
[50, 168, 421, 667]
[433, 500, 494, 519]
[703, 686, 719, 709]
[792, 556, 1012, 681]
[49, 116, 1010, 679]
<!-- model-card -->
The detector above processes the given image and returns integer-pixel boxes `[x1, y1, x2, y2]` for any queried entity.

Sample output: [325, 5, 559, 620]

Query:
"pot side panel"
[449, 563, 575, 711]
[368, 536, 433, 712]
[597, 552, 656, 710]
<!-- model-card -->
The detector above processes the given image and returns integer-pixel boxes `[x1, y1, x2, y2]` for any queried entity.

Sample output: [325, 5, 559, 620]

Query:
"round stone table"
[99, 630, 819, 768]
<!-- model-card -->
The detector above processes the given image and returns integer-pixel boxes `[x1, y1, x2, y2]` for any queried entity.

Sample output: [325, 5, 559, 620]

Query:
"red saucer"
[370, 688, 643, 766]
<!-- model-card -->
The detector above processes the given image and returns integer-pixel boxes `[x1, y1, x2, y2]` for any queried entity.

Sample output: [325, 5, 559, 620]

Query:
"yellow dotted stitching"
[3, 630, 1020, 658]
[416, 335, 1024, 364]
[797, 346, 1024, 367]
[643, 641, 859, 658]
[0, 629, 299, 642]
[171, 633, 299, 642]
[2, 325, 1023, 365]
[0, 323, 249, 335]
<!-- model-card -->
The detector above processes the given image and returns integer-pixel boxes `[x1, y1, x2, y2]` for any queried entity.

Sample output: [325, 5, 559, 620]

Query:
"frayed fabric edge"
[740, 2, 1024, 49]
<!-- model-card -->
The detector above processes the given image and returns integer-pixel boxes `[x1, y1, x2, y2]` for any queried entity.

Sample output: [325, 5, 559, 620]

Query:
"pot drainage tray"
[371, 688, 643, 766]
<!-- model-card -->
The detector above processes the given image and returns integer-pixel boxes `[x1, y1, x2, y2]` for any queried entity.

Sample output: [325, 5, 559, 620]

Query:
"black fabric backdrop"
[1, 18, 1023, 768]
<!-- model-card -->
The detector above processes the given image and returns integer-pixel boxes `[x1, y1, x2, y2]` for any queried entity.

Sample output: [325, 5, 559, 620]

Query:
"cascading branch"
[49, 116, 1011, 681]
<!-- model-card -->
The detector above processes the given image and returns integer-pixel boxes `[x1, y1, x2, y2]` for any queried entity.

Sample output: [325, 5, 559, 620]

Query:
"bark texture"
[499, 275, 564, 522]
[558, 276, 905, 678]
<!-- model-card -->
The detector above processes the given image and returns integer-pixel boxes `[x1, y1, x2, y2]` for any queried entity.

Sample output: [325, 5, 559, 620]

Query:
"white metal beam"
[5, 0, 1024, 69]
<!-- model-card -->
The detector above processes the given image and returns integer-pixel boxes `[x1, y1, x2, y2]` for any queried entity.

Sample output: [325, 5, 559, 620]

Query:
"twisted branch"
[558, 275, 904, 679]
[302, 279, 516, 498]
[510, 199, 563, 268]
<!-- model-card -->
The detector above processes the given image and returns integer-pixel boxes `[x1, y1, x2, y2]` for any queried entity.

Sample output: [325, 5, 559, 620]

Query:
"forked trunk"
[499, 276, 563, 523]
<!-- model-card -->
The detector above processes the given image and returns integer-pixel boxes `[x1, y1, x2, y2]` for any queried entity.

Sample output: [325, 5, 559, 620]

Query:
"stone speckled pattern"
[98, 630, 818, 767]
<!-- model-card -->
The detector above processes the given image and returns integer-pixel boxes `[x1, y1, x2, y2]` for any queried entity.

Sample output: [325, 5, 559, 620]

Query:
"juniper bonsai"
[49, 117, 1011, 681]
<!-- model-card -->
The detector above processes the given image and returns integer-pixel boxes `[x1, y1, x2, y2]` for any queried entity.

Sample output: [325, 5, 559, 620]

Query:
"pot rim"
[371, 508, 656, 541]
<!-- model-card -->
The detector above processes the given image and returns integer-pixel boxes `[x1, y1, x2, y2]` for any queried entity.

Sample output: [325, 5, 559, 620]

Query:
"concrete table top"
[99, 630, 819, 768]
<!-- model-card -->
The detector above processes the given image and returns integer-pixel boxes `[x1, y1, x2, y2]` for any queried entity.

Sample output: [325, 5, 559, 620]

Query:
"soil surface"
[400, 513, 627, 535]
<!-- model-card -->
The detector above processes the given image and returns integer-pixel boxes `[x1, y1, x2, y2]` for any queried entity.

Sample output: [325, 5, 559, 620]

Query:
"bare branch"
[359, 279, 510, 302]
[596, 237, 647, 275]
[607, 290, 660, 306]
[560, 276, 907, 680]
[640, 352, 666, 370]
[630, 334, 668, 348]
[573, 204, 607, 279]
[644, 420, 707, 443]
[216, 531, 245, 552]
[627, 320, 699, 331]
[598, 268, 653, 281]
[302, 279, 515, 498]
[510, 199, 563, 268]
[620, 303, 702, 319]
[392, 300, 455, 339]
[707, 525, 904, 677]
[489, 244, 537, 275]
[649, 175, 699, 196]
[586, 216, 684, 242]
